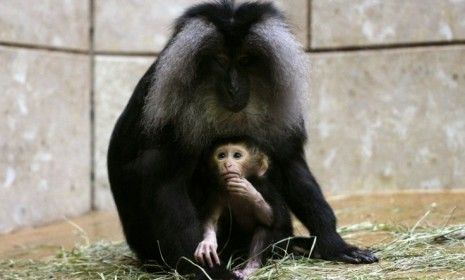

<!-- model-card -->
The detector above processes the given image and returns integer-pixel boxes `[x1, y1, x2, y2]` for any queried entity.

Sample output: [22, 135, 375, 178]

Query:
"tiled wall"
[0, 1, 91, 233]
[1, 0, 464, 233]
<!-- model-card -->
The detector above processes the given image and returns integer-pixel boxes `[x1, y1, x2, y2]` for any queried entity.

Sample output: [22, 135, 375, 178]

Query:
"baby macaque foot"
[232, 266, 258, 280]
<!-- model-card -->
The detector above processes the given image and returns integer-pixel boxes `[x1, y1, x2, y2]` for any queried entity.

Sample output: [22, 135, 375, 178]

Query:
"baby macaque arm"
[194, 204, 223, 268]
[253, 194, 273, 227]
[202, 204, 222, 240]
[227, 177, 273, 227]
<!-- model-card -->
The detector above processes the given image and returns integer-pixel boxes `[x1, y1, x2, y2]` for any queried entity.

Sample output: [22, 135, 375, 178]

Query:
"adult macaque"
[194, 140, 292, 279]
[108, 1, 377, 278]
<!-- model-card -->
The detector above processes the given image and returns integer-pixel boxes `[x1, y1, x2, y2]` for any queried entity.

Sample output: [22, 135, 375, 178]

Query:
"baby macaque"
[194, 140, 292, 279]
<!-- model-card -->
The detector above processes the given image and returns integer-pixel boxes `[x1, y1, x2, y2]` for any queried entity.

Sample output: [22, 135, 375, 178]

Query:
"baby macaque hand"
[194, 239, 220, 268]
[226, 177, 262, 203]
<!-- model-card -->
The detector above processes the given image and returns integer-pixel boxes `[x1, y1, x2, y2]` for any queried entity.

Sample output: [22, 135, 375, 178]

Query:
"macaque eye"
[217, 152, 226, 159]
[233, 152, 242, 159]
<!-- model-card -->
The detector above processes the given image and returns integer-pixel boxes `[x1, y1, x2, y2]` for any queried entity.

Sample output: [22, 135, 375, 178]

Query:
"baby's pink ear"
[258, 155, 269, 177]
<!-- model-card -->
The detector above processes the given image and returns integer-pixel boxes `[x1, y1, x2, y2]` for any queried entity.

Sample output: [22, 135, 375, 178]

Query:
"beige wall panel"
[94, 0, 307, 52]
[306, 47, 465, 194]
[312, 0, 465, 48]
[238, 0, 308, 47]
[0, 47, 91, 233]
[94, 0, 198, 52]
[0, 0, 89, 49]
[94, 55, 154, 210]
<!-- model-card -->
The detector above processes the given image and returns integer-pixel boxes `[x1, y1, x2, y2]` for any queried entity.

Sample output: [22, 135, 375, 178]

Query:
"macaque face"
[213, 144, 251, 179]
[212, 143, 268, 181]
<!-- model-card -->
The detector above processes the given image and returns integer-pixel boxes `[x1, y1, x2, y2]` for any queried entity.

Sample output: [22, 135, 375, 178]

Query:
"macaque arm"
[202, 204, 223, 241]
[227, 178, 273, 226]
[252, 193, 273, 227]
[195, 203, 223, 268]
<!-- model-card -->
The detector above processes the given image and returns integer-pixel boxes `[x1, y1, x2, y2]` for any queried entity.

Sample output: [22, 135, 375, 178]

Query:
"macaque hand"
[194, 239, 220, 268]
[227, 177, 262, 203]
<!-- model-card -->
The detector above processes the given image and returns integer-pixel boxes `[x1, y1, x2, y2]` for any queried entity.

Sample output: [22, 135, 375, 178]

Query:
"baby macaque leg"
[233, 227, 268, 279]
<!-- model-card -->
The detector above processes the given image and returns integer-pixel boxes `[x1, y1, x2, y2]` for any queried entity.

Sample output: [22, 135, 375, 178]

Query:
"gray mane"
[142, 11, 309, 150]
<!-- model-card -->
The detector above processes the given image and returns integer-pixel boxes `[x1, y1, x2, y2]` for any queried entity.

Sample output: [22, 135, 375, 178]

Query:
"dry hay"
[1, 216, 464, 280]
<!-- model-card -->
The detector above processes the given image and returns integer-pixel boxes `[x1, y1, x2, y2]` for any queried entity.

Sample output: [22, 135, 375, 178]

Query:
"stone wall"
[1, 0, 464, 232]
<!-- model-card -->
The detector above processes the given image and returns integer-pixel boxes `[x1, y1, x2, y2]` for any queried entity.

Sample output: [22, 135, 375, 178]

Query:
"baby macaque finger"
[227, 186, 239, 193]
[203, 247, 214, 268]
[227, 181, 246, 188]
[227, 185, 245, 193]
[195, 249, 205, 266]
[212, 250, 221, 266]
[226, 177, 244, 184]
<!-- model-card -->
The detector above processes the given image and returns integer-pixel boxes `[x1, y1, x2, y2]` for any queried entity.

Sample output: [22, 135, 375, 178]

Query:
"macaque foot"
[315, 244, 378, 264]
[232, 267, 258, 280]
[336, 247, 378, 264]
[232, 260, 260, 280]
[194, 240, 220, 268]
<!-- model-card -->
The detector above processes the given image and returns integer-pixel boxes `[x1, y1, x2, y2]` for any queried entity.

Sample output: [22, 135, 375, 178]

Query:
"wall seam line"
[94, 50, 158, 57]
[307, 0, 312, 51]
[89, 0, 96, 211]
[2, 41, 465, 57]
[0, 41, 88, 54]
[308, 40, 465, 53]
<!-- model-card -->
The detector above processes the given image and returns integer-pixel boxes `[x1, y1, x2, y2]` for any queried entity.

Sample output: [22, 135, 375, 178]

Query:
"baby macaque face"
[213, 144, 251, 179]
[212, 143, 269, 182]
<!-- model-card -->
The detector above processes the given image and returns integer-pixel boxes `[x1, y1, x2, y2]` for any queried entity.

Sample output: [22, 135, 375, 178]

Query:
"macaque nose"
[224, 161, 232, 169]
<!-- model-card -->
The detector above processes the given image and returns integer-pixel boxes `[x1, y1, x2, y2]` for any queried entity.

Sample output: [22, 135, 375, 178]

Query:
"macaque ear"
[257, 155, 269, 177]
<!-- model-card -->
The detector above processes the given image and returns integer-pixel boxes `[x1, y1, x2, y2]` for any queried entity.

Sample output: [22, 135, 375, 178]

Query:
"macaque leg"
[233, 227, 268, 279]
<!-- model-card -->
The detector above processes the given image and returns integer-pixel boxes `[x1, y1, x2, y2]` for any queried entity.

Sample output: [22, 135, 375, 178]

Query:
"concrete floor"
[1, 192, 464, 260]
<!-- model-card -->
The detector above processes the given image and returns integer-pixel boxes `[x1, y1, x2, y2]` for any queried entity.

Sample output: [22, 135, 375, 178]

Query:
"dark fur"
[108, 1, 377, 279]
